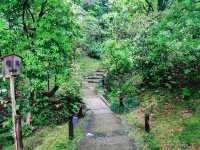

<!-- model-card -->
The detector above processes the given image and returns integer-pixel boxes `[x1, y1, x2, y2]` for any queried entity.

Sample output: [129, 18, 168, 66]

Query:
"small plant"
[179, 115, 200, 145]
[181, 88, 191, 98]
[126, 97, 140, 109]
[143, 133, 161, 150]
[110, 95, 140, 114]
[111, 100, 128, 114]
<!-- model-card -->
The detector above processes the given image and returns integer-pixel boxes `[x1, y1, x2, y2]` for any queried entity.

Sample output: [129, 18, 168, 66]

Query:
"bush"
[126, 97, 140, 109]
[143, 133, 161, 150]
[136, 1, 200, 87]
[111, 100, 127, 114]
[107, 89, 140, 114]
[179, 114, 200, 145]
[87, 42, 102, 59]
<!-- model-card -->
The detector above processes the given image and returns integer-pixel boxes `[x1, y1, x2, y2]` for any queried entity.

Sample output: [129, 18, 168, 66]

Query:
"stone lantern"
[1, 54, 22, 78]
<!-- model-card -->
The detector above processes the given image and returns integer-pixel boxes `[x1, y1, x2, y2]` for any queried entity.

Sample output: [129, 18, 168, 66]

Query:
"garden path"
[78, 71, 136, 150]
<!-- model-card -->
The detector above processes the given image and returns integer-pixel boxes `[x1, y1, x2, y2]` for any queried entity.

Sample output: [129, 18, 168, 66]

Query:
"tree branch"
[27, 8, 35, 23]
[22, 0, 29, 36]
[38, 0, 48, 19]
[43, 85, 60, 97]
[22, 8, 28, 35]
[145, 0, 154, 15]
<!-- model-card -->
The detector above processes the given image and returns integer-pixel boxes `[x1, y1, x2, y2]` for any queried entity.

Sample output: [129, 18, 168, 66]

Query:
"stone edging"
[98, 94, 111, 107]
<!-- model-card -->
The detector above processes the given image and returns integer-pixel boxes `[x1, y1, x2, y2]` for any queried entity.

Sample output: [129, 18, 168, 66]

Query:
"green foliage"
[0, 0, 83, 147]
[179, 114, 200, 145]
[1, 0, 200, 148]
[78, 55, 102, 76]
[126, 97, 140, 108]
[78, 12, 104, 59]
[100, 0, 200, 148]
[103, 39, 133, 75]
[87, 42, 102, 59]
[143, 133, 161, 150]
[4, 122, 83, 150]
[0, 0, 80, 92]
[102, 0, 200, 93]
[0, 118, 13, 147]
[181, 87, 191, 97]
[110, 100, 126, 114]
[138, 1, 200, 87]
[110, 97, 140, 114]
[81, 0, 108, 17]
[107, 90, 140, 113]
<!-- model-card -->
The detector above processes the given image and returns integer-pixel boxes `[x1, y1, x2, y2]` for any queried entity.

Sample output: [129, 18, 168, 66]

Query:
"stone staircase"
[84, 69, 105, 84]
[79, 69, 137, 150]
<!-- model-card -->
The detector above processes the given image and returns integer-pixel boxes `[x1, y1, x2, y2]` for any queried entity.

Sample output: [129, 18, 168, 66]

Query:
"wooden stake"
[145, 113, 150, 133]
[69, 115, 74, 140]
[16, 114, 23, 150]
[10, 76, 23, 150]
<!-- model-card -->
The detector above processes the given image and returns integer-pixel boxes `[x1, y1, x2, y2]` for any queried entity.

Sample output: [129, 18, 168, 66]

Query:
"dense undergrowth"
[1, 0, 200, 149]
[4, 121, 83, 150]
[80, 0, 200, 149]
[0, 0, 84, 148]
[121, 88, 200, 149]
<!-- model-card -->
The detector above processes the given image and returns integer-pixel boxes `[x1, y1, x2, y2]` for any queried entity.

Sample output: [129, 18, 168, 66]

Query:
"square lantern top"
[1, 54, 22, 78]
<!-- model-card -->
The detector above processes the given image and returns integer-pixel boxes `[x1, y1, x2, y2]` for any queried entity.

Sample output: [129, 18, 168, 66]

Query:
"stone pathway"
[78, 71, 137, 150]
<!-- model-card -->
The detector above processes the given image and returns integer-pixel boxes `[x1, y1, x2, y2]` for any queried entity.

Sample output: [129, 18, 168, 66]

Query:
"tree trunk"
[43, 85, 59, 97]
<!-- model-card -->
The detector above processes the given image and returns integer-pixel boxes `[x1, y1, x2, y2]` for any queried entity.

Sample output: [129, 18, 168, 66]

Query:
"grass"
[4, 121, 83, 150]
[77, 54, 102, 77]
[122, 88, 200, 150]
[2, 55, 100, 150]
[2, 55, 101, 150]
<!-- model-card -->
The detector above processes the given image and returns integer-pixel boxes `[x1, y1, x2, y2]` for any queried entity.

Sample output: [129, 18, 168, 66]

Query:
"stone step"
[95, 72, 105, 76]
[84, 74, 104, 79]
[78, 144, 133, 150]
[96, 68, 106, 72]
[87, 80, 102, 83]
[85, 76, 103, 80]
[79, 135, 134, 150]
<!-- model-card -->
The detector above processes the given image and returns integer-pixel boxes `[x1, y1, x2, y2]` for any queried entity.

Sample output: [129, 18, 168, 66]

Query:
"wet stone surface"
[78, 74, 137, 150]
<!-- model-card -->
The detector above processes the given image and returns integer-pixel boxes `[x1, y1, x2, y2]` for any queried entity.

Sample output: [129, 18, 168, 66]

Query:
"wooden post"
[16, 114, 23, 150]
[119, 94, 124, 107]
[77, 104, 84, 118]
[69, 115, 74, 140]
[10, 76, 23, 150]
[145, 113, 150, 133]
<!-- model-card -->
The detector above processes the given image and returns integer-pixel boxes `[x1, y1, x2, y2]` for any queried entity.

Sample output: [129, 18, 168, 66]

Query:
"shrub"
[143, 133, 161, 150]
[87, 42, 102, 59]
[179, 114, 200, 145]
[108, 89, 140, 114]
[137, 1, 200, 87]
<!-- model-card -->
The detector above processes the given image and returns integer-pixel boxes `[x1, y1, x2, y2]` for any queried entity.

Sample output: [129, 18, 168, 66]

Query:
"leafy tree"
[0, 1, 82, 143]
[139, 0, 200, 87]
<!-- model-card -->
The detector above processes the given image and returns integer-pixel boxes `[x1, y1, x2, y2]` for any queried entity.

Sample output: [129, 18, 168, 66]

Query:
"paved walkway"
[78, 81, 137, 150]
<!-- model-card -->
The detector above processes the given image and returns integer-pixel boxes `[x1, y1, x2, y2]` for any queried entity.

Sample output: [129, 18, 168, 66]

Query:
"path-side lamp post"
[1, 54, 23, 150]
